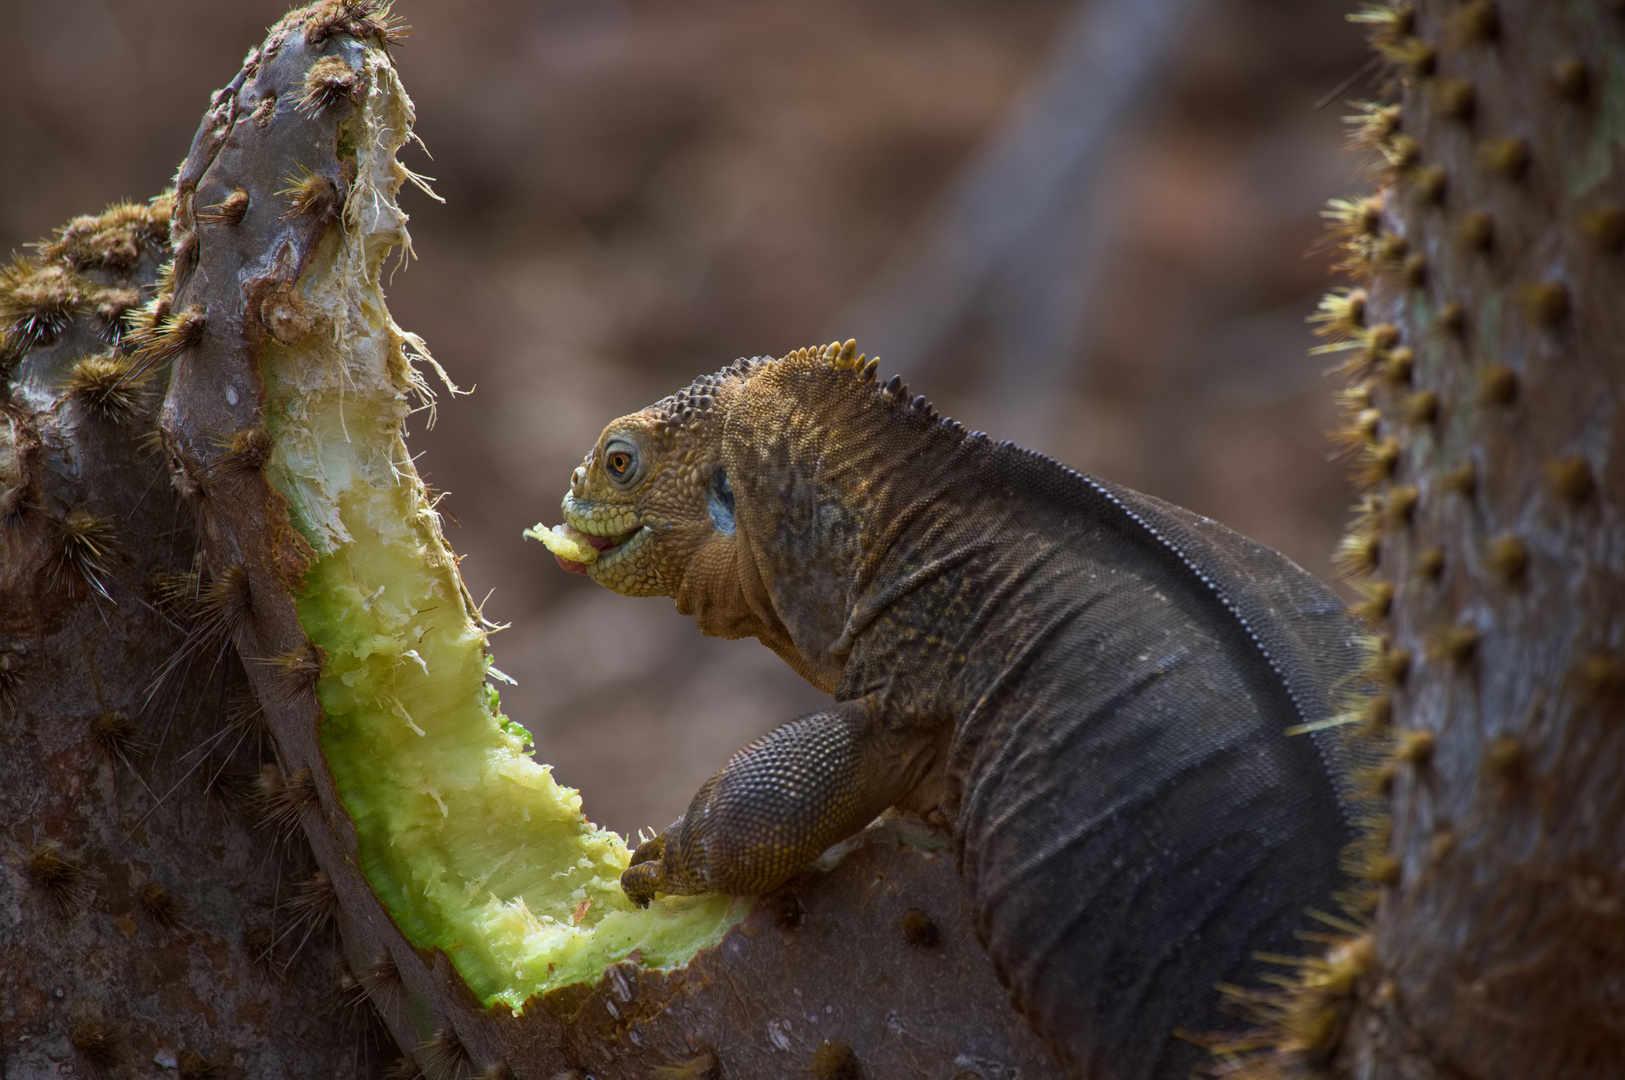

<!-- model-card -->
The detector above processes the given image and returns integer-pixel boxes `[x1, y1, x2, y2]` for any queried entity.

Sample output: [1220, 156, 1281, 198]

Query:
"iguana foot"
[620, 860, 663, 908]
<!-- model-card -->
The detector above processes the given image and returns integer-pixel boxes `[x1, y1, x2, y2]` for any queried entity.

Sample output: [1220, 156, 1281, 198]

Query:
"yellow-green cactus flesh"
[523, 522, 600, 565]
[256, 47, 743, 1013]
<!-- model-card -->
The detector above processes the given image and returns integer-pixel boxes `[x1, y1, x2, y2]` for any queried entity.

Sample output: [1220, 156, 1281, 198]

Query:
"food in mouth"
[522, 522, 628, 574]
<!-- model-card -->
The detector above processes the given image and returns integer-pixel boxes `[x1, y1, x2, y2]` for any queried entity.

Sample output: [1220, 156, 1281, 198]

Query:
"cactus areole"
[163, 12, 744, 1014]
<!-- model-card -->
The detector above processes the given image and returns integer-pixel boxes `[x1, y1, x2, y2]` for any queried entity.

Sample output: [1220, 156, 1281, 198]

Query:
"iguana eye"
[603, 438, 640, 486]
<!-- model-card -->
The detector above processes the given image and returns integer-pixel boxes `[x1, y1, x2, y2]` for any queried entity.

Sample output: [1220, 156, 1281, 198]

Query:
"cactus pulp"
[207, 20, 745, 1013]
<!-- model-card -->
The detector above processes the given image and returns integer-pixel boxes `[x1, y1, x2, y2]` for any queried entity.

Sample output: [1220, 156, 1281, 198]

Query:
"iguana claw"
[621, 828, 670, 907]
[628, 830, 666, 867]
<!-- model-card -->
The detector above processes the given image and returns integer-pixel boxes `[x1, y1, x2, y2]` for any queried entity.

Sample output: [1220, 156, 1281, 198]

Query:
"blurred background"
[1, 0, 1372, 836]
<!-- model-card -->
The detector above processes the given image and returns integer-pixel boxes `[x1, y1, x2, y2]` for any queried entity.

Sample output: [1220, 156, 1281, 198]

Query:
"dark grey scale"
[908, 448, 1371, 1080]
[705, 370, 1366, 1077]
[885, 375, 903, 395]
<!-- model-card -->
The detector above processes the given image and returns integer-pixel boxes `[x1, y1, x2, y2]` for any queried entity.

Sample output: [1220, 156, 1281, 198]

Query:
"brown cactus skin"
[0, 197, 379, 1074]
[1234, 4, 1625, 1078]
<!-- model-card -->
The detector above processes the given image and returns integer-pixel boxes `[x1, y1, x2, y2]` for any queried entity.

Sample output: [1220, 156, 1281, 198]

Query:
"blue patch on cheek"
[708, 468, 736, 534]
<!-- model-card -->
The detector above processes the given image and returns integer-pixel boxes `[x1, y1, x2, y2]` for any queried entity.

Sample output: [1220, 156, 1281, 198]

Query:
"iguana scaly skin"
[534, 340, 1369, 1080]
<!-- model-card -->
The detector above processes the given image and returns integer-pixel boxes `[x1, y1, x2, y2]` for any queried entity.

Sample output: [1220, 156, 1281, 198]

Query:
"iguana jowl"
[532, 340, 1368, 1080]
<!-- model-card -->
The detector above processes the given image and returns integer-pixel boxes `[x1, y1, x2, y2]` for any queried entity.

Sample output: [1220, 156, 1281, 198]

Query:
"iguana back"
[931, 448, 1367, 1078]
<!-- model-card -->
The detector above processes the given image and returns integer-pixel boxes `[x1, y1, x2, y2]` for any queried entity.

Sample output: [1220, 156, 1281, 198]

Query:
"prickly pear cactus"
[1235, 4, 1625, 1078]
[0, 197, 379, 1074]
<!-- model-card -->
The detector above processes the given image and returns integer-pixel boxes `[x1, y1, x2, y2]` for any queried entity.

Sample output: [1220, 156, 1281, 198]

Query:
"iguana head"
[526, 358, 761, 599]
[527, 340, 899, 689]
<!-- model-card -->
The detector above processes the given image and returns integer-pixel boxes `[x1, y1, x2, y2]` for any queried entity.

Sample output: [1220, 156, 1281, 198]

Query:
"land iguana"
[529, 340, 1370, 1080]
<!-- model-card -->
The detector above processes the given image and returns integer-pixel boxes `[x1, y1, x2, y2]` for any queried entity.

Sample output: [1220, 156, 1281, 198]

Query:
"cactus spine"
[1234, 4, 1625, 1077]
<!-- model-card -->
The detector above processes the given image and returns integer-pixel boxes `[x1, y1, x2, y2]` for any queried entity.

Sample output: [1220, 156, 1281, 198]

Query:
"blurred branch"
[837, 0, 1204, 444]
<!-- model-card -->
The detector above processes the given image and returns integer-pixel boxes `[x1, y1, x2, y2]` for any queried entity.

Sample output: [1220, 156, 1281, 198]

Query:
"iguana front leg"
[622, 697, 931, 906]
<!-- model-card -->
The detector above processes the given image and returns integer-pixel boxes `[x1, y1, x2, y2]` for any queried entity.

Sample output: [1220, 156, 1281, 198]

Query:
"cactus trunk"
[0, 196, 382, 1076]
[1246, 4, 1625, 1078]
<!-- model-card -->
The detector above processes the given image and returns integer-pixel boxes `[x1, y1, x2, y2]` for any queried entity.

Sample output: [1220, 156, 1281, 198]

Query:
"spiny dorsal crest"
[796, 339, 941, 420]
[651, 339, 957, 437]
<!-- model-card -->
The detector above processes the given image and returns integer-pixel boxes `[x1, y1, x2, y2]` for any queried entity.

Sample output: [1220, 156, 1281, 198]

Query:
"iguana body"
[535, 341, 1368, 1079]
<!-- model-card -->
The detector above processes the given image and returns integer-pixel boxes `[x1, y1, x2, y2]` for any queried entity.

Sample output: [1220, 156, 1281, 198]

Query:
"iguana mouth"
[524, 506, 644, 575]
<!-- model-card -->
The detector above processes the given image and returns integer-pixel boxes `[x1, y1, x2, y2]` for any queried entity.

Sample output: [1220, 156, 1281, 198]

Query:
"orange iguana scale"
[532, 339, 1368, 1080]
